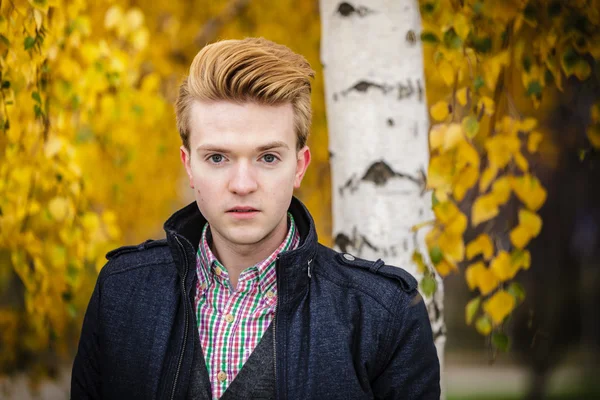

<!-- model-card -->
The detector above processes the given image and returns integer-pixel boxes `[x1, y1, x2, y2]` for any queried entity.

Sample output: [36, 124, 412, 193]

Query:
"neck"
[209, 215, 288, 289]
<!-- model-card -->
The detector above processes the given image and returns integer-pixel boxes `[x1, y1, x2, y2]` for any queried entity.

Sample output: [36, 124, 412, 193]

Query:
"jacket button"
[225, 313, 234, 323]
[343, 253, 355, 261]
[217, 371, 227, 382]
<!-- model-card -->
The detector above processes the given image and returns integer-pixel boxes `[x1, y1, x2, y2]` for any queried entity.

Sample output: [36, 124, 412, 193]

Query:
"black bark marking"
[387, 118, 395, 127]
[329, 150, 335, 159]
[413, 121, 419, 137]
[419, 208, 424, 217]
[334, 226, 391, 257]
[403, 239, 408, 251]
[335, 2, 374, 17]
[406, 30, 417, 45]
[338, 161, 428, 196]
[333, 93, 339, 102]
[417, 79, 424, 102]
[341, 80, 393, 97]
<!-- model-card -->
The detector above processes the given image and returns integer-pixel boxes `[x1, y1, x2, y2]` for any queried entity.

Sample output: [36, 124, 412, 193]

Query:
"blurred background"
[1, 0, 599, 399]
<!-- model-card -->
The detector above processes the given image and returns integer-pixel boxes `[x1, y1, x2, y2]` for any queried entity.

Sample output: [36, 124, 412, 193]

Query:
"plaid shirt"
[195, 214, 300, 399]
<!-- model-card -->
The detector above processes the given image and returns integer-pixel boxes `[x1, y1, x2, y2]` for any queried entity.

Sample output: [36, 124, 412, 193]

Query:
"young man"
[71, 38, 440, 399]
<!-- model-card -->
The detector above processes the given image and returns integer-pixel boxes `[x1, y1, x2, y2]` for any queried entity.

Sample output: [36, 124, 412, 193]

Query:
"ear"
[180, 145, 194, 188]
[294, 146, 311, 189]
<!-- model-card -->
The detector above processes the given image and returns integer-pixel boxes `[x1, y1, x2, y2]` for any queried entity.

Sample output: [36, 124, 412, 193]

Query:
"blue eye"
[262, 154, 278, 163]
[209, 154, 224, 163]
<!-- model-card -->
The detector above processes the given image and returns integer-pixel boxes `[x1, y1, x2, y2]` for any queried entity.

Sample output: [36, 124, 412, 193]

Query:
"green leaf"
[526, 81, 542, 97]
[475, 315, 492, 335]
[24, 36, 36, 51]
[420, 275, 437, 298]
[466, 297, 481, 325]
[0, 34, 10, 46]
[463, 116, 480, 138]
[492, 332, 510, 352]
[32, 91, 42, 104]
[474, 75, 485, 91]
[431, 192, 440, 207]
[443, 29, 463, 50]
[562, 47, 579, 69]
[507, 282, 526, 304]
[34, 104, 43, 118]
[420, 32, 439, 44]
[522, 56, 532, 73]
[429, 245, 443, 265]
[472, 36, 492, 54]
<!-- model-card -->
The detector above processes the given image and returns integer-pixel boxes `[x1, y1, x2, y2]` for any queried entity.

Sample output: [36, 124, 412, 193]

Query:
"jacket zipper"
[171, 236, 189, 400]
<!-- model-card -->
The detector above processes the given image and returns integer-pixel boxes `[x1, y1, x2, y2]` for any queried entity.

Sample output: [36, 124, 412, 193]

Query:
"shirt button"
[225, 313, 234, 323]
[200, 282, 207, 290]
[215, 267, 222, 276]
[217, 371, 227, 382]
[266, 290, 275, 299]
[343, 253, 355, 261]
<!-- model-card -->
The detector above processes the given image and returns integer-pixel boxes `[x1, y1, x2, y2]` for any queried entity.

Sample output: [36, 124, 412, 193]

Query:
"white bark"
[320, 0, 446, 396]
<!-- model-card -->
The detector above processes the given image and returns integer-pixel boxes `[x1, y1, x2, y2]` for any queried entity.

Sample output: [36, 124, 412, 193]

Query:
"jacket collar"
[163, 196, 318, 305]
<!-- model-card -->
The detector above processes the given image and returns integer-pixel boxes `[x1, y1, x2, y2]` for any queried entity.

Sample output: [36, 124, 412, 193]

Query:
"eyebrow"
[196, 141, 290, 153]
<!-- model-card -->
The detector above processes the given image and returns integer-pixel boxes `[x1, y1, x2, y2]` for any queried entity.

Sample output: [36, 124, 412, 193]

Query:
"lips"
[227, 207, 258, 212]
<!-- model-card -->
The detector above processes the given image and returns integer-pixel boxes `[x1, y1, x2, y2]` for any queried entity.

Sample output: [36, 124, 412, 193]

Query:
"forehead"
[188, 100, 295, 149]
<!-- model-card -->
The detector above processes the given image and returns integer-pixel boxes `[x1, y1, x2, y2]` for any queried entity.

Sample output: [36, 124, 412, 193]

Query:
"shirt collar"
[196, 213, 300, 295]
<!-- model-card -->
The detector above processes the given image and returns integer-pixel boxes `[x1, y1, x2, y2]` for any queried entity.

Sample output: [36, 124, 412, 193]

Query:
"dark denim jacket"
[71, 197, 440, 399]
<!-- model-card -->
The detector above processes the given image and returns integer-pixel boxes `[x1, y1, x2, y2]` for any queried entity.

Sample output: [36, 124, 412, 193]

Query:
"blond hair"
[175, 37, 315, 151]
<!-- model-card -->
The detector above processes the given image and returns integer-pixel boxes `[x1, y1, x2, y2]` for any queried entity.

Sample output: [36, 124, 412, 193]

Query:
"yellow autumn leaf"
[429, 124, 446, 151]
[427, 154, 454, 189]
[435, 258, 457, 277]
[472, 194, 499, 227]
[479, 166, 498, 192]
[484, 51, 509, 91]
[485, 135, 520, 169]
[433, 201, 460, 225]
[514, 152, 529, 172]
[431, 101, 450, 121]
[587, 124, 600, 149]
[491, 176, 512, 205]
[527, 131, 543, 153]
[519, 117, 537, 132]
[484, 290, 516, 325]
[477, 96, 495, 116]
[453, 13, 470, 40]
[438, 232, 465, 263]
[443, 123, 464, 150]
[48, 197, 70, 221]
[466, 233, 494, 260]
[466, 261, 500, 296]
[490, 251, 519, 281]
[453, 165, 478, 201]
[456, 141, 480, 170]
[412, 250, 427, 274]
[511, 174, 547, 211]
[519, 209, 542, 236]
[591, 103, 600, 122]
[439, 60, 455, 87]
[456, 87, 469, 106]
[462, 115, 480, 138]
[446, 211, 468, 236]
[509, 225, 532, 249]
[466, 297, 481, 325]
[574, 60, 591, 81]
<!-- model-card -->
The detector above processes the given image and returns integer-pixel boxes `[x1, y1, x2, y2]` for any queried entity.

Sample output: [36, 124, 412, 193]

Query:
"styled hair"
[175, 37, 315, 151]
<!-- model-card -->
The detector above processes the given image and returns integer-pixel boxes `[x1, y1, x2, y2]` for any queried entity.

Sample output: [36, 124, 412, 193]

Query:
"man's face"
[180, 100, 311, 252]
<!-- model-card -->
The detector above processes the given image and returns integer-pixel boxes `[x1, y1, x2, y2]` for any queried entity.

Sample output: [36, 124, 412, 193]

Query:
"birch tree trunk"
[320, 0, 446, 395]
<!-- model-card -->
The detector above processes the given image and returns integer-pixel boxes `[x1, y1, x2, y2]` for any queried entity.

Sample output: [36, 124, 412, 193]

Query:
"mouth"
[227, 207, 259, 213]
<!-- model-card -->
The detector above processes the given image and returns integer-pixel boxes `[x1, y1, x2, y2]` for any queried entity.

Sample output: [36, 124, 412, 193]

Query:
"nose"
[228, 161, 258, 195]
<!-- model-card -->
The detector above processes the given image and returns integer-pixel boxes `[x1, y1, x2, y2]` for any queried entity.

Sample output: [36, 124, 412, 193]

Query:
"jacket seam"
[312, 268, 396, 317]
[100, 259, 174, 284]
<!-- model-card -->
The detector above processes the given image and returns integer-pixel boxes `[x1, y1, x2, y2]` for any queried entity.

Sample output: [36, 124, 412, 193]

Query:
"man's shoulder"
[315, 244, 421, 313]
[100, 238, 173, 279]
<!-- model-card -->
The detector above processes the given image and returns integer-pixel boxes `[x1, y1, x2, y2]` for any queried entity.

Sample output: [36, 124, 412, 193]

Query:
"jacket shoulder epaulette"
[335, 252, 418, 293]
[105, 238, 169, 260]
